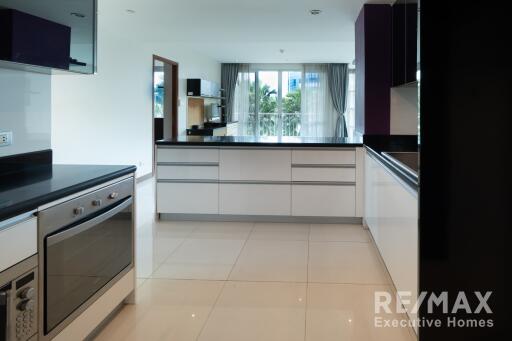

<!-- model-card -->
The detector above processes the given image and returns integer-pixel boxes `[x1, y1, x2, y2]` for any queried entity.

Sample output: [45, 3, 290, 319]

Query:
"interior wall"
[0, 69, 51, 157]
[390, 85, 419, 135]
[51, 11, 220, 177]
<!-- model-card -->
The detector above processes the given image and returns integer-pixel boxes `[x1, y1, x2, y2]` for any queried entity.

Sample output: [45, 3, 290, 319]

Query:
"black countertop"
[363, 135, 419, 190]
[156, 135, 364, 147]
[0, 153, 136, 221]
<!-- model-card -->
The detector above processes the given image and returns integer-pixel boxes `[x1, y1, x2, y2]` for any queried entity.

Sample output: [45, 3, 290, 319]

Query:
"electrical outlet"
[0, 132, 13, 147]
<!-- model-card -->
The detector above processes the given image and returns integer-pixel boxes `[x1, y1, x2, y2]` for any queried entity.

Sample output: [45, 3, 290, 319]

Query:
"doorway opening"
[152, 55, 178, 174]
[153, 55, 179, 142]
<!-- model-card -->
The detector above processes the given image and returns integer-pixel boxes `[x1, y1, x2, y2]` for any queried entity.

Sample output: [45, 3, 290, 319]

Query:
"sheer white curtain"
[233, 64, 251, 136]
[301, 64, 336, 137]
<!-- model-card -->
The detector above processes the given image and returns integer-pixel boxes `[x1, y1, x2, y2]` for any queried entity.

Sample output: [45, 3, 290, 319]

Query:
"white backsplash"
[0, 68, 51, 157]
[390, 85, 419, 135]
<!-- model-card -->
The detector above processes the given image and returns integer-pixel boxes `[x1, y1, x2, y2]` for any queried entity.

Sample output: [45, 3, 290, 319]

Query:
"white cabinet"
[157, 165, 218, 180]
[364, 151, 418, 326]
[156, 146, 363, 218]
[292, 149, 355, 165]
[0, 213, 37, 272]
[292, 185, 356, 217]
[220, 149, 291, 181]
[291, 167, 355, 182]
[219, 184, 291, 216]
[157, 148, 219, 163]
[157, 182, 218, 214]
[364, 154, 380, 241]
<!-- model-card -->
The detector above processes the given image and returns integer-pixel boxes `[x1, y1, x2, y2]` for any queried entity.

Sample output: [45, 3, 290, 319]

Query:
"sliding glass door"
[248, 69, 302, 137]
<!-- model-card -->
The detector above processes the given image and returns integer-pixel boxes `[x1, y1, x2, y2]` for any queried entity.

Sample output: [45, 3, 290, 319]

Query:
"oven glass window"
[45, 202, 132, 333]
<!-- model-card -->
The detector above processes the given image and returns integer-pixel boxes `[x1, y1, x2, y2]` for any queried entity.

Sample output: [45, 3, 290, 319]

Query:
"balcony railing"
[247, 113, 301, 137]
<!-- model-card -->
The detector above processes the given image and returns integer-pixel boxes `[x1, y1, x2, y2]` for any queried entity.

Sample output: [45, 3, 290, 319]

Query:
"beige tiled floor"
[94, 179, 416, 341]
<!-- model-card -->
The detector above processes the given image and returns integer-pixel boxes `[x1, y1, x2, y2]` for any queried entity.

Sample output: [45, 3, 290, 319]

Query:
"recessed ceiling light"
[70, 12, 85, 18]
[310, 9, 322, 15]
[126, 9, 136, 14]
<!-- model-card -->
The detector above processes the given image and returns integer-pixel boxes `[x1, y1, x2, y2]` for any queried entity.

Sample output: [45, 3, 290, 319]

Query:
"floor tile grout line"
[146, 277, 391, 286]
[147, 222, 199, 279]
[195, 222, 255, 341]
[225, 221, 256, 281]
[304, 223, 311, 341]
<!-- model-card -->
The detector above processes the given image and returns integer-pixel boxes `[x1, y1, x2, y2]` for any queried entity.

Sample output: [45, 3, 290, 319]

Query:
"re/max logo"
[375, 291, 493, 315]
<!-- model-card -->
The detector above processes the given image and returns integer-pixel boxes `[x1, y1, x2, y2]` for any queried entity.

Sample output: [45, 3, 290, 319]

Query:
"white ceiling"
[104, 0, 394, 63]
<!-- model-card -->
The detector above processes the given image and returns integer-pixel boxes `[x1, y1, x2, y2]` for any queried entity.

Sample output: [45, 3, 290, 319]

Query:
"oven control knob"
[18, 287, 35, 300]
[17, 299, 34, 311]
[74, 207, 85, 216]
[108, 192, 119, 200]
[92, 199, 103, 207]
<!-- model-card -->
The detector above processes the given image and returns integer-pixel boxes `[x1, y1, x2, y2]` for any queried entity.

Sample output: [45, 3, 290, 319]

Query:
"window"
[153, 71, 164, 118]
[245, 68, 303, 137]
[234, 64, 355, 138]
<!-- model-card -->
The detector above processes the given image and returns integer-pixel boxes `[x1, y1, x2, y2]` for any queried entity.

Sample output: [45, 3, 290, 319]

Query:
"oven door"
[44, 197, 133, 335]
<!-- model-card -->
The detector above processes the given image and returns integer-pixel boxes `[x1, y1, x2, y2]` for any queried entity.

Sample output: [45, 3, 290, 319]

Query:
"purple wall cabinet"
[355, 4, 392, 135]
[0, 9, 71, 70]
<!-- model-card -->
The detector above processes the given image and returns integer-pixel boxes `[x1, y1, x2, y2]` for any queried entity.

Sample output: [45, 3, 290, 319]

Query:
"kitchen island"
[155, 136, 364, 222]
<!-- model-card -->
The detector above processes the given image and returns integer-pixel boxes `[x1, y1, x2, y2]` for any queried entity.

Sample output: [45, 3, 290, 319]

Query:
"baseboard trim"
[136, 172, 153, 183]
[159, 213, 363, 224]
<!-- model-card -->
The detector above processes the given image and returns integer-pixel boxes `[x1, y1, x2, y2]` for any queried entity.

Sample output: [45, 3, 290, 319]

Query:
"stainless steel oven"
[38, 177, 134, 340]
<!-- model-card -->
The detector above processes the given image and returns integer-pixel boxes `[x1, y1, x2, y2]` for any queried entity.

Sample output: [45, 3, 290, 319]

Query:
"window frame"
[250, 64, 303, 137]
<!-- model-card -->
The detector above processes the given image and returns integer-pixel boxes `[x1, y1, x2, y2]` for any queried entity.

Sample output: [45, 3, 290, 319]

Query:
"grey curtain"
[221, 63, 241, 122]
[327, 63, 349, 138]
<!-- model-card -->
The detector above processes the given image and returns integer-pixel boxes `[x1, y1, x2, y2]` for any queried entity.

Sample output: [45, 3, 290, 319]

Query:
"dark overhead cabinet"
[392, 0, 418, 86]
[0, 9, 71, 70]
[0, 0, 97, 74]
[355, 4, 392, 135]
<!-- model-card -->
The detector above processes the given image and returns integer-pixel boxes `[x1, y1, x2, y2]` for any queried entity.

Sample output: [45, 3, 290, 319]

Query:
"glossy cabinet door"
[219, 184, 291, 216]
[364, 151, 418, 328]
[157, 183, 219, 214]
[157, 148, 219, 163]
[292, 185, 356, 217]
[392, 0, 418, 86]
[220, 149, 291, 181]
[364, 154, 380, 242]
[0, 214, 37, 272]
[0, 0, 97, 74]
[157, 165, 218, 180]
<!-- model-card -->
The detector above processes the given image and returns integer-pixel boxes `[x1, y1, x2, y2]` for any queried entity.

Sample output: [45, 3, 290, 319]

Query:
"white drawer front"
[0, 215, 37, 272]
[291, 167, 356, 182]
[219, 184, 291, 216]
[157, 183, 218, 214]
[292, 150, 355, 165]
[292, 185, 356, 217]
[157, 165, 219, 180]
[220, 149, 291, 181]
[157, 148, 219, 163]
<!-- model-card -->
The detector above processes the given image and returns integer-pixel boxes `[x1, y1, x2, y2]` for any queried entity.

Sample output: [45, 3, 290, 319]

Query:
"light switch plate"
[0, 131, 13, 147]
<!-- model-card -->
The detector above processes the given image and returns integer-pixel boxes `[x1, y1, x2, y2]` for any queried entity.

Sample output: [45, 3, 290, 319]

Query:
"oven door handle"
[46, 197, 133, 247]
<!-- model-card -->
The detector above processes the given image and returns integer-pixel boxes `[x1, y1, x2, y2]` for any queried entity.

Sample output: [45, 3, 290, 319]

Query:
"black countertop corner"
[363, 134, 419, 190]
[0, 150, 136, 221]
[156, 135, 364, 147]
